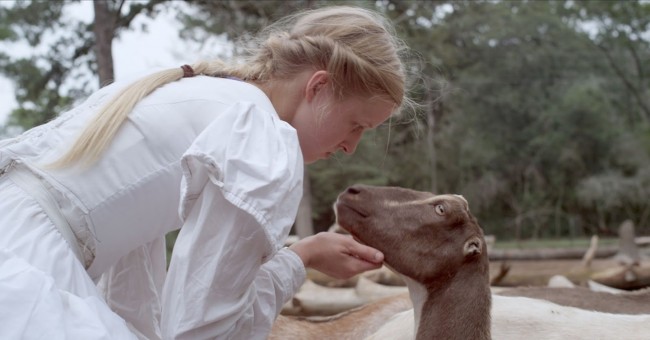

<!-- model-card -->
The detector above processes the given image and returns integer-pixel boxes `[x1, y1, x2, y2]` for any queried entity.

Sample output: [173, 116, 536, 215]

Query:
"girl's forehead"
[346, 96, 395, 124]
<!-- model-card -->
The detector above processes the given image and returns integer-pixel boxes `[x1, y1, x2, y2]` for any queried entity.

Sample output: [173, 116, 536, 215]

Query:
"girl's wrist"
[288, 240, 312, 268]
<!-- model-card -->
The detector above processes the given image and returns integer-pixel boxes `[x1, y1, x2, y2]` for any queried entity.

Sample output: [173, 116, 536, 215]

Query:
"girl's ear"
[305, 70, 329, 102]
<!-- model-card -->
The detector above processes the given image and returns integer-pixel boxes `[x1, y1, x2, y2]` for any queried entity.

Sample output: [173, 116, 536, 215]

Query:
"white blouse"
[0, 75, 306, 339]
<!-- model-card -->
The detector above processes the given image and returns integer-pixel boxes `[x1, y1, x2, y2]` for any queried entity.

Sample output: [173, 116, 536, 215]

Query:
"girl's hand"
[288, 232, 384, 279]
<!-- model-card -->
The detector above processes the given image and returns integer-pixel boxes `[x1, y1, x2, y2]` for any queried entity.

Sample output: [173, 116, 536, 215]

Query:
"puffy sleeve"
[177, 101, 303, 259]
[161, 102, 305, 339]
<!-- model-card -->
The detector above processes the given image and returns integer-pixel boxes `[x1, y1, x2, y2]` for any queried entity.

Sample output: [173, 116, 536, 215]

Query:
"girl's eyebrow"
[362, 119, 377, 129]
[355, 119, 369, 129]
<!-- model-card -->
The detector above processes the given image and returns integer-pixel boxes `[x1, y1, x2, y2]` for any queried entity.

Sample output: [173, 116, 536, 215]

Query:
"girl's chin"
[303, 151, 333, 164]
[303, 155, 321, 164]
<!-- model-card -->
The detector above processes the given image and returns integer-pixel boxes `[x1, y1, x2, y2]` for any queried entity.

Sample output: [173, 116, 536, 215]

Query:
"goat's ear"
[464, 236, 482, 257]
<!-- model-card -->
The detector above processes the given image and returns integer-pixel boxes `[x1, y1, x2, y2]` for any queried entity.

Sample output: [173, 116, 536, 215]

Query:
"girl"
[0, 5, 409, 339]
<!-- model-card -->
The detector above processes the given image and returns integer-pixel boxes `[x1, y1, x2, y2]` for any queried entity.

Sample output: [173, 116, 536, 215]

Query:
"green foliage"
[2, 0, 67, 45]
[0, 56, 74, 127]
[0, 5, 18, 41]
[0, 1, 77, 130]
[396, 0, 649, 239]
[0, 0, 167, 131]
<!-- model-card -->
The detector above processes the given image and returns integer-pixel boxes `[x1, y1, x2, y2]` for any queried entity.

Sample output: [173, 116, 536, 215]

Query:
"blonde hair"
[51, 6, 409, 168]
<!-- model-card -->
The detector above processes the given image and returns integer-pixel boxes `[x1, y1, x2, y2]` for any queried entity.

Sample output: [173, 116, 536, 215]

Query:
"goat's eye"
[434, 204, 445, 215]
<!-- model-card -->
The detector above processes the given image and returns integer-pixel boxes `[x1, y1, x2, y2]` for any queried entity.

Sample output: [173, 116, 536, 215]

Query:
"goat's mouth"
[335, 200, 369, 218]
[334, 199, 372, 246]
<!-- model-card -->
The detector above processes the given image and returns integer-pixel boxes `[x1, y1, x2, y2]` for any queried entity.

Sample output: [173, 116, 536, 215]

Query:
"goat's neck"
[400, 268, 491, 340]
[400, 276, 427, 336]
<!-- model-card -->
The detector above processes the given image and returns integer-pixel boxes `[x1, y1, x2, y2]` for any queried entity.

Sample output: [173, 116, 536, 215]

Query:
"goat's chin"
[351, 234, 365, 245]
[336, 219, 366, 245]
[340, 227, 369, 247]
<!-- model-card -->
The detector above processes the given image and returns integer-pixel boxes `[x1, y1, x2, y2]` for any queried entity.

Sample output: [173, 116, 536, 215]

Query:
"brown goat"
[271, 185, 492, 339]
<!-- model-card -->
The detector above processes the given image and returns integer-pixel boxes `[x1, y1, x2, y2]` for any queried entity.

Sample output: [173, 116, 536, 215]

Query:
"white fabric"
[0, 76, 306, 339]
[162, 183, 306, 339]
[0, 179, 136, 339]
[5, 164, 85, 263]
[178, 101, 303, 258]
[0, 248, 137, 340]
[96, 237, 167, 339]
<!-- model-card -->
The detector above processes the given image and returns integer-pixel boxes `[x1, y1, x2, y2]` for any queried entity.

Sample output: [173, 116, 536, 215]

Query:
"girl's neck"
[250, 72, 313, 123]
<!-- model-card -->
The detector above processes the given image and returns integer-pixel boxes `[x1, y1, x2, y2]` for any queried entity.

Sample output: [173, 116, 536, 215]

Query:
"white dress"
[0, 76, 306, 339]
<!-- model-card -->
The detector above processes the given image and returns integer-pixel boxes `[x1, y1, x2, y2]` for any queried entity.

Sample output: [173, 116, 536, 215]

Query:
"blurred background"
[1, 0, 648, 258]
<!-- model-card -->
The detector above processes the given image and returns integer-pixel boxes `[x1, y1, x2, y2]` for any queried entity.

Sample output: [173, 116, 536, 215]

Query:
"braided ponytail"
[49, 67, 189, 168]
[49, 59, 243, 168]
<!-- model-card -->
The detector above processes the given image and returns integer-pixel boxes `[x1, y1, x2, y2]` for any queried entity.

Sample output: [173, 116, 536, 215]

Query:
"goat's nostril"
[346, 186, 362, 195]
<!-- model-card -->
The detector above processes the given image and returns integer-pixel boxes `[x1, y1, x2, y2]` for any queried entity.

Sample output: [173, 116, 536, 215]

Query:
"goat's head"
[335, 184, 488, 288]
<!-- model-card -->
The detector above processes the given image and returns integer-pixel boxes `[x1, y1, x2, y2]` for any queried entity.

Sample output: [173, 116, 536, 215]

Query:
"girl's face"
[292, 88, 395, 164]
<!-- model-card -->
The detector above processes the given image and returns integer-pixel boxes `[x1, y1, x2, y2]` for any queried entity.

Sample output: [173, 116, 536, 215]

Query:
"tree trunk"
[591, 263, 650, 291]
[614, 220, 640, 265]
[93, 0, 116, 87]
[294, 167, 314, 239]
[425, 78, 438, 193]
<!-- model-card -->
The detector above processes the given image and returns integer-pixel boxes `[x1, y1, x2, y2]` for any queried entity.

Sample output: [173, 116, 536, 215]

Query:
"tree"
[0, 1, 77, 129]
[0, 0, 167, 131]
[566, 0, 650, 127]
[93, 0, 116, 86]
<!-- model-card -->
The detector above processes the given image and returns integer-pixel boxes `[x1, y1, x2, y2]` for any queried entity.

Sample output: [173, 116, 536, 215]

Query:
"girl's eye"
[352, 125, 364, 133]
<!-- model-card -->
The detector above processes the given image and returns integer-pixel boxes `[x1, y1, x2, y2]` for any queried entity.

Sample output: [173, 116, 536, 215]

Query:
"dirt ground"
[489, 258, 623, 287]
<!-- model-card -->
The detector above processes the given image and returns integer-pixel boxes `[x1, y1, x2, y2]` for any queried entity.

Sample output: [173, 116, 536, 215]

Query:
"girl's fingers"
[345, 238, 384, 264]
